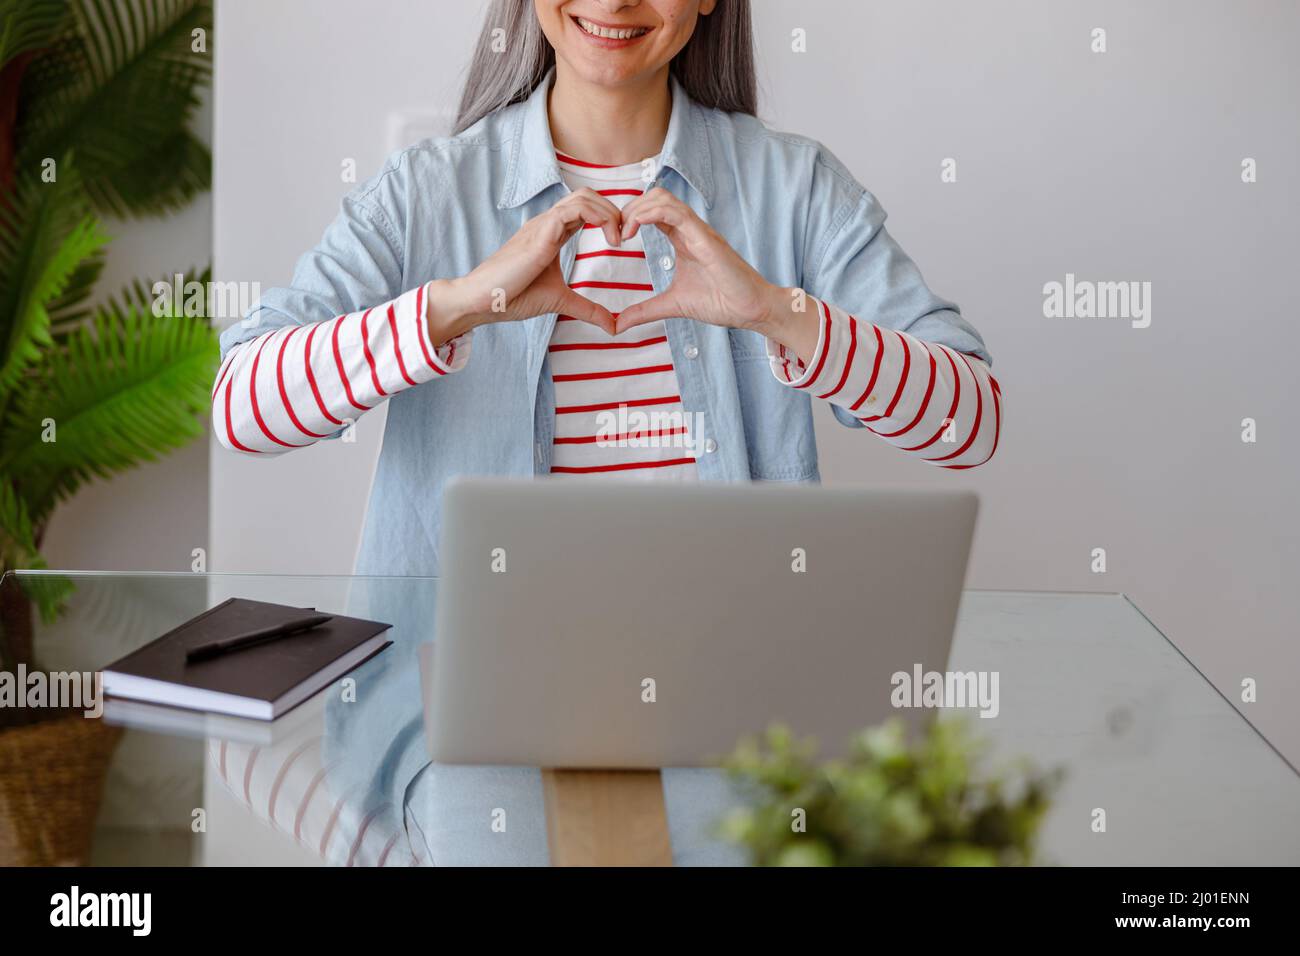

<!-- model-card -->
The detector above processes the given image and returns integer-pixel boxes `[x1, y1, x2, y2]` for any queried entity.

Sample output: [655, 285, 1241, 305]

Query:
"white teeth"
[576, 17, 649, 40]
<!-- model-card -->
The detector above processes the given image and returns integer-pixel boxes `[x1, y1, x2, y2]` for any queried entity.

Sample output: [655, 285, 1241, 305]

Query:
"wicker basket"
[0, 711, 123, 866]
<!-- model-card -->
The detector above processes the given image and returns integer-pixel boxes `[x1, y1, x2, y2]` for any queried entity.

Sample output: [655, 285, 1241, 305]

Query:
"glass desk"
[2, 571, 1297, 866]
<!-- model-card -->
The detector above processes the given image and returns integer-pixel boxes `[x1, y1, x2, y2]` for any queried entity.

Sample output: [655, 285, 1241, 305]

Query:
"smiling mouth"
[573, 15, 652, 41]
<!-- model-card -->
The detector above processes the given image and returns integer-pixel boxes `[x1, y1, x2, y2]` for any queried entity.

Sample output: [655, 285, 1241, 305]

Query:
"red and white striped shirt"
[211, 282, 467, 453]
[549, 152, 698, 478]
[213, 169, 999, 470]
[208, 724, 421, 866]
[768, 298, 1001, 469]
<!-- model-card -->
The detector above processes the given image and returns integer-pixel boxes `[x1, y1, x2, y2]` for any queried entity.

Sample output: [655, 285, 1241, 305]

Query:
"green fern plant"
[0, 0, 216, 636]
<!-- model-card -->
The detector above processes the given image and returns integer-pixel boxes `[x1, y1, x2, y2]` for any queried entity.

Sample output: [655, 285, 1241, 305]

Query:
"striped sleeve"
[208, 735, 420, 867]
[213, 282, 471, 456]
[767, 297, 1001, 469]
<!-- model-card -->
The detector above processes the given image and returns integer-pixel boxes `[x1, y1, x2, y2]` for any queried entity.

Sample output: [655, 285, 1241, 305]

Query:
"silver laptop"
[425, 478, 977, 767]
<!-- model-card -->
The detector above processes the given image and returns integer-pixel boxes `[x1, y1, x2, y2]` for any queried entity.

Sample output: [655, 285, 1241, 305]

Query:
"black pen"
[185, 613, 334, 663]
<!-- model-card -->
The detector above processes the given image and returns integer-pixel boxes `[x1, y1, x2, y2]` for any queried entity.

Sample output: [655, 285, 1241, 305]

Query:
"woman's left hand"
[614, 189, 819, 361]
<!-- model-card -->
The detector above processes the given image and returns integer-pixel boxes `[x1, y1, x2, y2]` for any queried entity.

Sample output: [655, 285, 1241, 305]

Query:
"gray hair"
[454, 0, 756, 134]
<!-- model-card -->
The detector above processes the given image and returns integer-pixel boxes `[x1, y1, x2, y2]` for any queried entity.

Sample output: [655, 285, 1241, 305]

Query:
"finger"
[559, 190, 624, 247]
[566, 186, 624, 222]
[618, 186, 682, 220]
[552, 199, 618, 246]
[615, 293, 680, 334]
[619, 188, 691, 240]
[558, 288, 617, 336]
[621, 199, 694, 243]
[575, 188, 627, 247]
[550, 196, 621, 247]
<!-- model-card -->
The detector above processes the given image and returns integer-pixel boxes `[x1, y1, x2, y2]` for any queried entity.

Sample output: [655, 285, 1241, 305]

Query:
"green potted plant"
[0, 0, 217, 865]
[0, 0, 216, 634]
[719, 718, 1062, 866]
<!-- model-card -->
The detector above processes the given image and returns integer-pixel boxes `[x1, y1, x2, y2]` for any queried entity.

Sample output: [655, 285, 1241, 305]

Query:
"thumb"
[557, 288, 616, 336]
[615, 293, 678, 335]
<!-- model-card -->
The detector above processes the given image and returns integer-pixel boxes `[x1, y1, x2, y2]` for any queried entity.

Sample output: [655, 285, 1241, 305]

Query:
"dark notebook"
[102, 597, 392, 720]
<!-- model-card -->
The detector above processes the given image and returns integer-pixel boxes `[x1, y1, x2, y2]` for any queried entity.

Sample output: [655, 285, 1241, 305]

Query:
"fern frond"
[0, 482, 71, 623]
[0, 0, 69, 69]
[45, 253, 105, 329]
[0, 477, 39, 568]
[0, 281, 218, 519]
[0, 159, 110, 401]
[15, 571, 76, 625]
[16, 0, 213, 218]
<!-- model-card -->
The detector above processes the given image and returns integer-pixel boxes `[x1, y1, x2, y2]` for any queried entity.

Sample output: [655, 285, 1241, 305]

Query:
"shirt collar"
[498, 67, 715, 210]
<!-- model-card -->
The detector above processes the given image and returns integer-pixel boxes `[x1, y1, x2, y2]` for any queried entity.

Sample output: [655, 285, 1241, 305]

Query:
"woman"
[214, 0, 1000, 579]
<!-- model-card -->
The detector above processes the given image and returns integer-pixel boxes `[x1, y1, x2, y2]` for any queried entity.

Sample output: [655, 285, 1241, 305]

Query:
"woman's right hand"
[426, 189, 625, 344]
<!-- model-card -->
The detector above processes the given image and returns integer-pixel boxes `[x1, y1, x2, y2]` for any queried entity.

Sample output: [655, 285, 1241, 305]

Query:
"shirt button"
[704, 438, 717, 454]
[660, 255, 675, 271]
[684, 345, 699, 359]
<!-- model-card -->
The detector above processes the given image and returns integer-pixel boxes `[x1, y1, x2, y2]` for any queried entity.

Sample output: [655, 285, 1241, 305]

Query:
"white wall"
[212, 1, 1300, 764]
[43, 94, 212, 573]
[210, 0, 478, 576]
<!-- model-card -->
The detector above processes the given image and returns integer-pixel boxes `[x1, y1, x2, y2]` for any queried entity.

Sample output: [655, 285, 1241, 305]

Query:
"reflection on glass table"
[1, 571, 1297, 866]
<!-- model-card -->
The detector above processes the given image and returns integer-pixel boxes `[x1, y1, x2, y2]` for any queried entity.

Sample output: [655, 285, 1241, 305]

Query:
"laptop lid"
[427, 478, 977, 768]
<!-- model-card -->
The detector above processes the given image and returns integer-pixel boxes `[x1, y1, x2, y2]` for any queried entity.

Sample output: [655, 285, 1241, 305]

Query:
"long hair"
[454, 0, 756, 134]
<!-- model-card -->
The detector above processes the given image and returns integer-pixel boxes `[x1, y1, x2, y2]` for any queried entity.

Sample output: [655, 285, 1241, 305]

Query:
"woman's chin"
[565, 55, 657, 89]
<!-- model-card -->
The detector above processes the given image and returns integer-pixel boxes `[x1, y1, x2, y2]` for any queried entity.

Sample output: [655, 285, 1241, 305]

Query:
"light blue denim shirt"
[220, 68, 990, 576]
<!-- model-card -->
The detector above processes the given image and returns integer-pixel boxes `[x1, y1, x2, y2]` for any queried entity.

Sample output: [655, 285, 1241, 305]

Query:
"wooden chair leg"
[542, 768, 673, 867]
